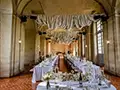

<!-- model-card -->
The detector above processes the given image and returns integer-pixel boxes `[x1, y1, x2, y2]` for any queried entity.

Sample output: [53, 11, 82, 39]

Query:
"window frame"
[96, 20, 104, 54]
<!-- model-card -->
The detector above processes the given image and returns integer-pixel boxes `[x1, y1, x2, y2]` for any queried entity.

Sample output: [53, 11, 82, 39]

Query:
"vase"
[79, 73, 83, 87]
[98, 77, 102, 86]
[79, 81, 83, 87]
[46, 80, 50, 89]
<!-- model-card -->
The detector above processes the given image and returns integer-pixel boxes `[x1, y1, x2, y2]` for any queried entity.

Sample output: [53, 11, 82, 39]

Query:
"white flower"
[47, 28, 78, 44]
[43, 72, 52, 80]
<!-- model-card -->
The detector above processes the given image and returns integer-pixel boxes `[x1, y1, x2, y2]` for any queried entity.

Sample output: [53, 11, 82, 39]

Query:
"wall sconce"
[18, 40, 22, 43]
[85, 45, 87, 48]
[106, 40, 110, 44]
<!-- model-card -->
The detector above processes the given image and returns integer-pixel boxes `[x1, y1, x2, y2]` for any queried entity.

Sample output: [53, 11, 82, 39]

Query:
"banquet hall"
[0, 0, 120, 90]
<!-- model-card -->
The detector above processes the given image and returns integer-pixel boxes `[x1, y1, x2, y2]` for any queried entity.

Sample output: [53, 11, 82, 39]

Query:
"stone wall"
[103, 10, 120, 76]
[87, 12, 120, 76]
[0, 0, 25, 77]
[24, 19, 36, 65]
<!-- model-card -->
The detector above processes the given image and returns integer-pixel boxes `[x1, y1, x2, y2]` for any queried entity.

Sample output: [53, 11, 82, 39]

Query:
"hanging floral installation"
[47, 28, 78, 44]
[36, 14, 94, 44]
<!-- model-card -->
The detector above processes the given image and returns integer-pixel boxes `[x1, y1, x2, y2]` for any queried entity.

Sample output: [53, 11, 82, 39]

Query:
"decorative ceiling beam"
[17, 0, 23, 9]
[38, 1, 45, 14]
[94, 0, 108, 17]
[15, 0, 32, 16]
[21, 0, 32, 15]
[12, 0, 18, 14]
[105, 0, 116, 11]
[112, 0, 117, 8]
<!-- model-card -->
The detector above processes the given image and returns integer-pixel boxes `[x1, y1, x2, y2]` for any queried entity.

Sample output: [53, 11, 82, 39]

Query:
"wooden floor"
[106, 73, 120, 90]
[0, 73, 120, 90]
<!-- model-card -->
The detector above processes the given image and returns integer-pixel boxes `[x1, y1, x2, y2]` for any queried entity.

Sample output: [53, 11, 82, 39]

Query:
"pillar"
[88, 26, 92, 60]
[114, 9, 120, 75]
[40, 35, 46, 56]
[82, 35, 85, 56]
[0, 0, 12, 77]
[103, 9, 120, 76]
[10, 15, 25, 76]
[78, 35, 82, 56]
[35, 33, 40, 63]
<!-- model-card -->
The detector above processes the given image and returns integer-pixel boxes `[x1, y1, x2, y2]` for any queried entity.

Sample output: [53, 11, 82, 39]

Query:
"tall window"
[97, 20, 104, 54]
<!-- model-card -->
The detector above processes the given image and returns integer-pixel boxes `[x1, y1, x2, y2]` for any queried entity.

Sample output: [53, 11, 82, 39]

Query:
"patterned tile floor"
[0, 73, 120, 90]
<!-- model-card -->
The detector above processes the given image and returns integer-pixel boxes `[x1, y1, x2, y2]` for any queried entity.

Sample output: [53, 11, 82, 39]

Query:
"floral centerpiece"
[42, 72, 52, 89]
[43, 72, 52, 80]
[43, 70, 90, 82]
[42, 61, 94, 87]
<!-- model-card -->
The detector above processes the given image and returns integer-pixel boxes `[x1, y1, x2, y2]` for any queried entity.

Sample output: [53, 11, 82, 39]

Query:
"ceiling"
[38, 0, 103, 15]
[13, 0, 118, 31]
[15, 0, 118, 16]
[116, 0, 120, 12]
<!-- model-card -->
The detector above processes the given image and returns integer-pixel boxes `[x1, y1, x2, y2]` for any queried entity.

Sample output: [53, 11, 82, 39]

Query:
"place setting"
[35, 52, 116, 90]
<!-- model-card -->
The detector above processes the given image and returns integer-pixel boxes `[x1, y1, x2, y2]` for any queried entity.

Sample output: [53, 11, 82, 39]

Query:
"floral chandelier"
[36, 14, 94, 44]
[47, 28, 78, 44]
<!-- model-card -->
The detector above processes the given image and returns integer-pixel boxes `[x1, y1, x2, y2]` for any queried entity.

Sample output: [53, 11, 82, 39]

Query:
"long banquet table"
[32, 56, 101, 83]
[32, 56, 116, 90]
[32, 65, 52, 83]
[36, 80, 116, 90]
[32, 63, 101, 83]
[32, 56, 58, 83]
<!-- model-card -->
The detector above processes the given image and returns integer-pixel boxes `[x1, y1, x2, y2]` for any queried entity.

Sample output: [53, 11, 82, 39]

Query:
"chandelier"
[46, 28, 78, 44]
[36, 14, 95, 44]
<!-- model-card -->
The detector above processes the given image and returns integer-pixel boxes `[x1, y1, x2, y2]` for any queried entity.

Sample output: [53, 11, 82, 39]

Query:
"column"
[0, 0, 13, 77]
[85, 34, 88, 59]
[82, 35, 85, 56]
[115, 9, 120, 76]
[44, 36, 47, 56]
[78, 35, 82, 56]
[107, 16, 116, 74]
[40, 35, 46, 56]
[35, 33, 40, 63]
[48, 40, 51, 55]
[20, 23, 25, 72]
[103, 21, 109, 71]
[10, 16, 25, 76]
[88, 26, 92, 60]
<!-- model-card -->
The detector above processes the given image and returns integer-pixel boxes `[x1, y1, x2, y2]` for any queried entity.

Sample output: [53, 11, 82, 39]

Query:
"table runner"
[36, 80, 116, 90]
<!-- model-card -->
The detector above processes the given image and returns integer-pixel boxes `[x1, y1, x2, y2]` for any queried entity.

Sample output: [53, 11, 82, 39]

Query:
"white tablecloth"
[32, 57, 101, 83]
[32, 56, 58, 83]
[32, 65, 52, 83]
[36, 80, 116, 90]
